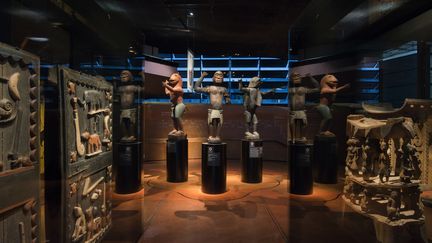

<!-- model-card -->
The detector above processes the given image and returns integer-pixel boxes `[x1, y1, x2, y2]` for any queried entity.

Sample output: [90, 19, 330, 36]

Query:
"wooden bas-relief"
[45, 66, 113, 243]
[0, 43, 40, 243]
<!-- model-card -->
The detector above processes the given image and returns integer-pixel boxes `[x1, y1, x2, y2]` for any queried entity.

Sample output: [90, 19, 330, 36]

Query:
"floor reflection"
[96, 159, 423, 243]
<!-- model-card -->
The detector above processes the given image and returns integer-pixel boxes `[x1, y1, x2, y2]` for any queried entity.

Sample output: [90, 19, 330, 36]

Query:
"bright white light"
[28, 37, 49, 42]
[189, 12, 194, 16]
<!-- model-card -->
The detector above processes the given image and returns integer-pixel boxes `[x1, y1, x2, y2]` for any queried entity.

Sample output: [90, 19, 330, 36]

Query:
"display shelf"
[78, 54, 290, 105]
[162, 54, 290, 105]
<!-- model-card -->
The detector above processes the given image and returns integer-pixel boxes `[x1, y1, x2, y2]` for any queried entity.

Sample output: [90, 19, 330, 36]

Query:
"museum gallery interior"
[2, 1, 432, 243]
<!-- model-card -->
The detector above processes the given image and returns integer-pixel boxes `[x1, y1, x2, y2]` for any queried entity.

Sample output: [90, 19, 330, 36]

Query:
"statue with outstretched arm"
[288, 72, 320, 142]
[316, 74, 350, 136]
[194, 71, 230, 143]
[238, 77, 275, 140]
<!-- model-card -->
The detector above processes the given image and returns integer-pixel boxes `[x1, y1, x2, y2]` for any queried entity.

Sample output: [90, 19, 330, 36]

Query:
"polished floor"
[101, 159, 403, 243]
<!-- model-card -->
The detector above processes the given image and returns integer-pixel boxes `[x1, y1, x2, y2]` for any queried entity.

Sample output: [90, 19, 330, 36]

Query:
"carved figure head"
[120, 70, 133, 83]
[290, 72, 302, 85]
[379, 139, 387, 150]
[412, 135, 421, 146]
[390, 190, 398, 199]
[320, 74, 338, 88]
[248, 76, 262, 88]
[212, 71, 224, 84]
[168, 72, 182, 87]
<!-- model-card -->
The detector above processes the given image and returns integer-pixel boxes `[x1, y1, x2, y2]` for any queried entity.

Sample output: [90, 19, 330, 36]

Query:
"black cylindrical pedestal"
[313, 135, 338, 184]
[289, 142, 313, 195]
[241, 139, 263, 183]
[166, 138, 188, 182]
[201, 143, 227, 194]
[115, 142, 142, 194]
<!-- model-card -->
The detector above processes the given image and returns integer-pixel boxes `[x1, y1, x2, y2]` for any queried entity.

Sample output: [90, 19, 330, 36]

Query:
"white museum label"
[249, 142, 263, 158]
[208, 147, 220, 166]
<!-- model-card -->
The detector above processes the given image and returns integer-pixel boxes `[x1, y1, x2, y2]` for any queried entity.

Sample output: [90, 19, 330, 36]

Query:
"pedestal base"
[166, 137, 188, 182]
[201, 143, 227, 194]
[422, 197, 432, 241]
[241, 139, 263, 183]
[313, 135, 338, 184]
[289, 142, 313, 195]
[115, 142, 142, 194]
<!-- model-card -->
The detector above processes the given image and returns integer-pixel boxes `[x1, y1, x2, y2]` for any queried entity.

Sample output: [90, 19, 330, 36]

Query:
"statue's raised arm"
[194, 72, 208, 93]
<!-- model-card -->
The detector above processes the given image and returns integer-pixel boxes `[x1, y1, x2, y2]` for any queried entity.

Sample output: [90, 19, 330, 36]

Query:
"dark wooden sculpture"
[45, 66, 113, 243]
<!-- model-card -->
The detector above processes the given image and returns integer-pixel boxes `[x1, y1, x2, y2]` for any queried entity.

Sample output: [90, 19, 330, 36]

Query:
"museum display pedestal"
[313, 135, 338, 184]
[201, 142, 227, 194]
[166, 137, 188, 182]
[115, 141, 142, 194]
[421, 195, 432, 241]
[289, 142, 313, 195]
[241, 139, 263, 183]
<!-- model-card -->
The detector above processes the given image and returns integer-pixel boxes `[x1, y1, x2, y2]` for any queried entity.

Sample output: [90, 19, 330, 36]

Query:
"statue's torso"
[244, 88, 261, 110]
[208, 85, 226, 110]
[290, 87, 306, 110]
[120, 85, 137, 109]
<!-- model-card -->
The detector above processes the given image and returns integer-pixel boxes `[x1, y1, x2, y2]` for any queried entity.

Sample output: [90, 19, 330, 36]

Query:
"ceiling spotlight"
[189, 12, 194, 16]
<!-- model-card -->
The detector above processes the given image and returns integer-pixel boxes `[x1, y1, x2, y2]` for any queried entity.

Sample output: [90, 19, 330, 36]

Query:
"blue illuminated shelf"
[77, 54, 290, 105]
[162, 54, 290, 105]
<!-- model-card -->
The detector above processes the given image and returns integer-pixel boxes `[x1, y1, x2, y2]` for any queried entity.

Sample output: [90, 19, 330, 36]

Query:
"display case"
[0, 43, 41, 243]
[45, 66, 113, 243]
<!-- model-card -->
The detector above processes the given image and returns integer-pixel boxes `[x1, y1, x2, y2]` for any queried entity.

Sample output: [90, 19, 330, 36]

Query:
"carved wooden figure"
[194, 71, 230, 143]
[343, 99, 432, 225]
[162, 72, 186, 138]
[317, 74, 350, 136]
[288, 72, 320, 142]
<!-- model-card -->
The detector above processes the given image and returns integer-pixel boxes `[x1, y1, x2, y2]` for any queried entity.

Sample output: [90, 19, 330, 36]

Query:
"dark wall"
[380, 54, 418, 107]
[141, 103, 356, 167]
[291, 56, 379, 103]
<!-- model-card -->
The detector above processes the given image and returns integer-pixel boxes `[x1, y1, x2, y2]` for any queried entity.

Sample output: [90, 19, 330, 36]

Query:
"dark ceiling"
[1, 0, 432, 63]
[117, 0, 311, 56]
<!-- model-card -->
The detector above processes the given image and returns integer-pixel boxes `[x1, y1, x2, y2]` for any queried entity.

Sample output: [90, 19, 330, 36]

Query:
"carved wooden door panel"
[0, 43, 40, 243]
[45, 66, 113, 243]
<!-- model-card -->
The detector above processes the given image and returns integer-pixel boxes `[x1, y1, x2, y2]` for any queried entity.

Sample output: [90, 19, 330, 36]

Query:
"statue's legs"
[172, 103, 185, 135]
[215, 118, 222, 141]
[252, 113, 258, 136]
[129, 120, 136, 140]
[289, 110, 307, 142]
[244, 110, 252, 135]
[295, 120, 304, 141]
[215, 111, 223, 141]
[289, 117, 296, 142]
[317, 104, 333, 134]
[120, 117, 129, 140]
[207, 109, 212, 139]
[208, 109, 223, 143]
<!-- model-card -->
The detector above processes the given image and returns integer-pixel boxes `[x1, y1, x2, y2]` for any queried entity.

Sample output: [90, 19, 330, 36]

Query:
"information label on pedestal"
[297, 147, 311, 166]
[208, 147, 221, 166]
[119, 147, 132, 166]
[167, 141, 176, 153]
[249, 143, 263, 158]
